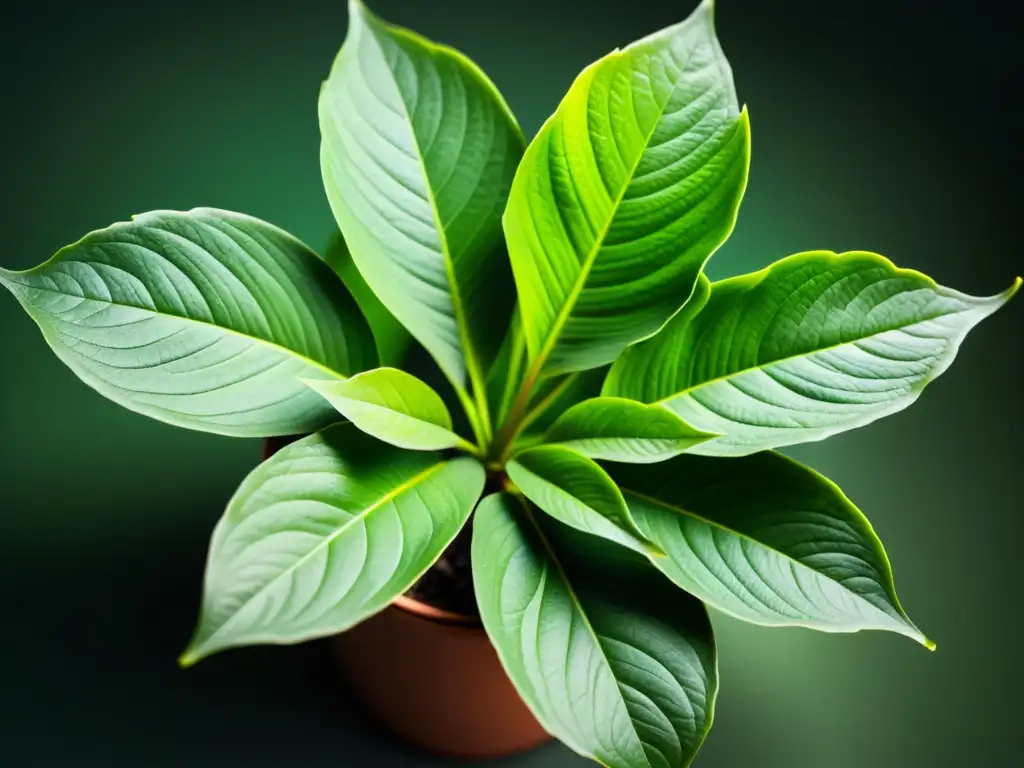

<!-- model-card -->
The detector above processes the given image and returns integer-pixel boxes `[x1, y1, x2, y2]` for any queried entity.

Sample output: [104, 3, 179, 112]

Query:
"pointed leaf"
[612, 451, 933, 647]
[507, 445, 661, 556]
[322, 231, 412, 367]
[504, 0, 750, 377]
[544, 396, 714, 463]
[304, 367, 470, 451]
[180, 424, 485, 664]
[606, 251, 1020, 456]
[0, 209, 377, 437]
[473, 493, 717, 768]
[319, 0, 524, 396]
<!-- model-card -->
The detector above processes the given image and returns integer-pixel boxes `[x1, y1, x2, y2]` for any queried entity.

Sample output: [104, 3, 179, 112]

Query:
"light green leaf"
[506, 445, 662, 556]
[0, 209, 376, 437]
[322, 231, 412, 367]
[503, 0, 750, 378]
[303, 367, 471, 452]
[606, 251, 1020, 456]
[180, 424, 485, 665]
[612, 451, 934, 647]
[473, 493, 717, 768]
[543, 396, 714, 463]
[319, 0, 523, 409]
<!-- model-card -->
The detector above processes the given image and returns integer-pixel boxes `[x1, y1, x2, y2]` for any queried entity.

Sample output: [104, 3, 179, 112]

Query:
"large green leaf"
[304, 367, 471, 452]
[544, 396, 714, 463]
[606, 251, 1020, 456]
[506, 445, 661, 556]
[180, 424, 484, 665]
[473, 493, 717, 768]
[319, 0, 523, 409]
[612, 452, 933, 647]
[503, 0, 750, 378]
[322, 231, 412, 367]
[0, 209, 376, 437]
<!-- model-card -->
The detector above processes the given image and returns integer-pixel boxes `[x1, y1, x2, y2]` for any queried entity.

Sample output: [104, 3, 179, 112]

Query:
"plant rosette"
[2, 1, 1018, 766]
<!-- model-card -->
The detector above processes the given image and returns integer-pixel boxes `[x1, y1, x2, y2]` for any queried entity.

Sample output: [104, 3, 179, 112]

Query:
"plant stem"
[487, 367, 537, 463]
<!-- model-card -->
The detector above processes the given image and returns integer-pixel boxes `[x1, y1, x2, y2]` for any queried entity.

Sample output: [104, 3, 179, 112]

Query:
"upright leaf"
[506, 445, 661, 556]
[304, 367, 471, 451]
[473, 493, 717, 768]
[180, 424, 485, 665]
[319, 0, 524, 404]
[504, 0, 750, 377]
[612, 452, 933, 647]
[0, 209, 376, 437]
[322, 232, 412, 367]
[606, 251, 1020, 455]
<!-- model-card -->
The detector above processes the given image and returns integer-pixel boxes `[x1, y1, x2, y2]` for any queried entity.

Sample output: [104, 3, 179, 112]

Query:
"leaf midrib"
[618, 486, 913, 632]
[656, 299, 984, 405]
[1, 273, 347, 381]
[198, 459, 448, 651]
[360, 18, 486, 396]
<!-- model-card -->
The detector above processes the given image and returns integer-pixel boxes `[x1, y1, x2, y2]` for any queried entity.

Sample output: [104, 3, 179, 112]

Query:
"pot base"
[330, 605, 552, 761]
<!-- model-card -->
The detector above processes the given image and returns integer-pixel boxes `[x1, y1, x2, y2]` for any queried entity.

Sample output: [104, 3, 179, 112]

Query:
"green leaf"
[322, 231, 412, 367]
[612, 451, 934, 648]
[0, 209, 376, 437]
[503, 0, 750, 378]
[180, 424, 485, 665]
[506, 445, 662, 556]
[485, 304, 527, 426]
[303, 367, 471, 452]
[544, 396, 714, 463]
[473, 493, 717, 768]
[605, 251, 1020, 456]
[319, 0, 524, 409]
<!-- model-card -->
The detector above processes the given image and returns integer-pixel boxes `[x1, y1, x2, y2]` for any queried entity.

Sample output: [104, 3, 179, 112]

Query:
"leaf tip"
[1004, 275, 1022, 302]
[922, 636, 937, 652]
[177, 649, 201, 669]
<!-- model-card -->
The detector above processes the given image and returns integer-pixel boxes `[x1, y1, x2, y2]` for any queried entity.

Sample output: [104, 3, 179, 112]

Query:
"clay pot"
[261, 437, 552, 760]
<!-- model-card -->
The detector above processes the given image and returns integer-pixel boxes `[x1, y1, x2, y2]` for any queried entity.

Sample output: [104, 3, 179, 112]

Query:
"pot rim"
[391, 594, 483, 630]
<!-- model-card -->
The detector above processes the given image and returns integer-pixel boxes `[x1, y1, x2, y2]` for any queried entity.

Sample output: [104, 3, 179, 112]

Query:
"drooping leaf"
[506, 445, 662, 556]
[544, 396, 714, 463]
[473, 493, 717, 768]
[322, 231, 412, 367]
[303, 367, 471, 451]
[605, 251, 1020, 456]
[0, 209, 376, 437]
[180, 424, 485, 665]
[319, 0, 523, 404]
[612, 451, 933, 647]
[503, 0, 750, 378]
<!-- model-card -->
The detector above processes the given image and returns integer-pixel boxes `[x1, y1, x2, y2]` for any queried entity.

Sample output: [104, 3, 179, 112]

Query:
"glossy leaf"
[504, 0, 750, 377]
[319, 0, 523, 401]
[303, 367, 470, 451]
[606, 251, 1020, 456]
[322, 231, 412, 367]
[473, 493, 717, 768]
[544, 396, 714, 463]
[0, 209, 376, 437]
[612, 452, 933, 647]
[180, 424, 485, 664]
[506, 445, 661, 556]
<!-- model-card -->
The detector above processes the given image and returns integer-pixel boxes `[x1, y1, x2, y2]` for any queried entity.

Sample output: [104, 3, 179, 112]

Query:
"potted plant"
[2, 0, 1017, 764]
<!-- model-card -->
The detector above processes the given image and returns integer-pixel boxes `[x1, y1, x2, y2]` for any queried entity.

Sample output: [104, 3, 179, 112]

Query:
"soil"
[404, 516, 479, 618]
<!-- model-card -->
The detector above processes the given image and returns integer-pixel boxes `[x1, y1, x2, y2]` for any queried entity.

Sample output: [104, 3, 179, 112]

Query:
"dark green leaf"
[613, 451, 933, 647]
[180, 424, 485, 664]
[473, 493, 717, 768]
[606, 251, 1020, 455]
[0, 209, 376, 437]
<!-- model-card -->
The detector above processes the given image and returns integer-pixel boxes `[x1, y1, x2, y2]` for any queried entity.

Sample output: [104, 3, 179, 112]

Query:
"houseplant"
[1, 0, 1018, 765]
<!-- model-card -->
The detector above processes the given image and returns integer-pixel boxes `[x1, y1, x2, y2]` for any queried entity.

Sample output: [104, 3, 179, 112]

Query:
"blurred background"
[0, 0, 1019, 765]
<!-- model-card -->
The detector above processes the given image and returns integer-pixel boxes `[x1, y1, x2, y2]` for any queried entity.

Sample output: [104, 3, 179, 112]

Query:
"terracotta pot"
[262, 437, 552, 760]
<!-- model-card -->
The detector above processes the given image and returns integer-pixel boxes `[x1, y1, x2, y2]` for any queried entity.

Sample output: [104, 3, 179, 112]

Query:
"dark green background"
[0, 0, 1019, 765]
